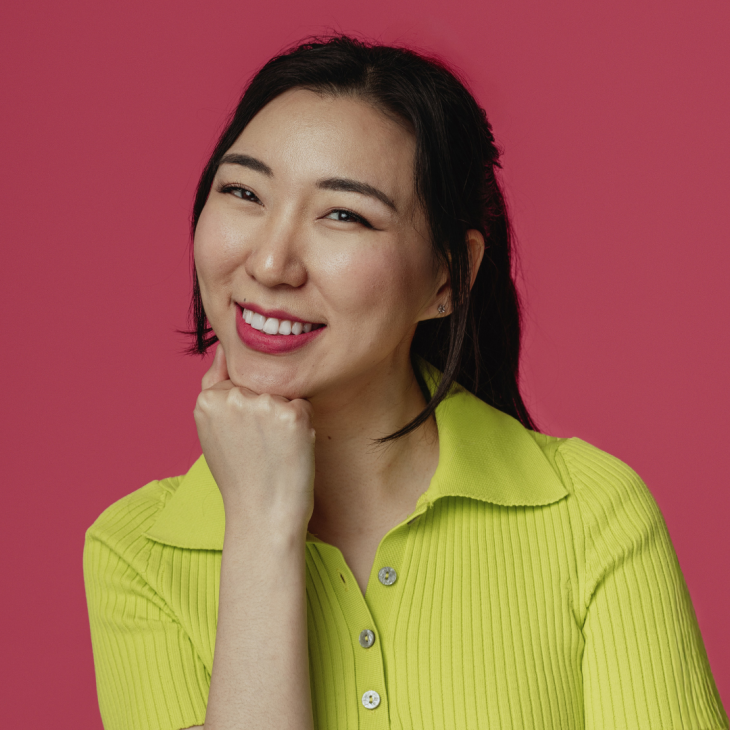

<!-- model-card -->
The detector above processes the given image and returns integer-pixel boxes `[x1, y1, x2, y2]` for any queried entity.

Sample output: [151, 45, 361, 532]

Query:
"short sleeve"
[560, 439, 728, 730]
[83, 494, 209, 730]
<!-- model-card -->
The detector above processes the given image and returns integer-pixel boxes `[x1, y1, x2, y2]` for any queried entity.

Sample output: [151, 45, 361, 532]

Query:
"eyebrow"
[218, 153, 273, 176]
[218, 154, 397, 212]
[317, 177, 397, 212]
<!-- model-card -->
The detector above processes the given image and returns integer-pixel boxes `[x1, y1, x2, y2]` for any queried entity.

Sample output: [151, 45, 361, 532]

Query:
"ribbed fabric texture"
[84, 436, 727, 730]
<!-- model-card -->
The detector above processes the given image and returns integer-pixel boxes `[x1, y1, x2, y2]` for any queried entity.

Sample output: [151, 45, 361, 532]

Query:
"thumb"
[201, 343, 230, 390]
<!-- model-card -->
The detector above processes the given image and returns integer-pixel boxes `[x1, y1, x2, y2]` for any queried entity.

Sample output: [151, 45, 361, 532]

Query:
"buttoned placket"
[305, 499, 430, 729]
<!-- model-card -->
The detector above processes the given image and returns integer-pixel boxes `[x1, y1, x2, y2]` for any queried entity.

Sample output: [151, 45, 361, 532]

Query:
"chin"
[229, 365, 311, 401]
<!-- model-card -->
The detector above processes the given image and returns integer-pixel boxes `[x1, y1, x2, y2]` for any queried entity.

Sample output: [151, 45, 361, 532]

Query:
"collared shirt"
[83, 384, 728, 730]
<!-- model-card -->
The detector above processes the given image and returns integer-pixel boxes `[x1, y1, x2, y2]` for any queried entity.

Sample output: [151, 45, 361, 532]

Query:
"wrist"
[223, 508, 309, 549]
[222, 485, 311, 531]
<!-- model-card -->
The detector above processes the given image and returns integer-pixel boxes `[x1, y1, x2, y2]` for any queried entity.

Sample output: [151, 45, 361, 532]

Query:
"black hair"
[186, 34, 537, 439]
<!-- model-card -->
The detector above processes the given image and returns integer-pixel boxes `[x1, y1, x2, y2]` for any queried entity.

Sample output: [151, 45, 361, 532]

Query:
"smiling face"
[194, 88, 448, 402]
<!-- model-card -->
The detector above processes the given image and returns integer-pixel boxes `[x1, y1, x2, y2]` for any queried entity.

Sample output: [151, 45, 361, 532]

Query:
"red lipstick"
[235, 304, 325, 354]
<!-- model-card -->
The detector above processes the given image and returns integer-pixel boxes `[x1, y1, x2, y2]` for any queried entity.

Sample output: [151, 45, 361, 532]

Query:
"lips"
[235, 304, 325, 354]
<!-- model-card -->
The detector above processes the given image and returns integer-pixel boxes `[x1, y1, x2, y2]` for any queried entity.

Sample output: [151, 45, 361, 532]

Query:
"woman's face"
[194, 88, 447, 401]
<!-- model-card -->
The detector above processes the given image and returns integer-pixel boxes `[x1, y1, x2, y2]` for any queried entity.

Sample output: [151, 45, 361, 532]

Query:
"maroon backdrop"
[1, 0, 728, 725]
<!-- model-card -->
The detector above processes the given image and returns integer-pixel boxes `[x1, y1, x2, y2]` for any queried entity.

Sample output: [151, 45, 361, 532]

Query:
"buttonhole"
[339, 572, 347, 584]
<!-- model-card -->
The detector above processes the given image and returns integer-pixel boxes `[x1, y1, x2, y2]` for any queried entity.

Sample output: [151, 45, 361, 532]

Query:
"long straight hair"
[187, 35, 537, 439]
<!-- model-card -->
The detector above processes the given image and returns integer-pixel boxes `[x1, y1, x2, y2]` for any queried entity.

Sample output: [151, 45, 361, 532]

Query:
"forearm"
[204, 521, 313, 730]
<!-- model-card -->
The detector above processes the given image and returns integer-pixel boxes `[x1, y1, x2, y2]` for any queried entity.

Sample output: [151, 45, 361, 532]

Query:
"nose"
[244, 214, 308, 289]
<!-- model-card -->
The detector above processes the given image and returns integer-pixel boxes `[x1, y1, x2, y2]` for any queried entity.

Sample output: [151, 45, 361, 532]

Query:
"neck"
[307, 357, 439, 539]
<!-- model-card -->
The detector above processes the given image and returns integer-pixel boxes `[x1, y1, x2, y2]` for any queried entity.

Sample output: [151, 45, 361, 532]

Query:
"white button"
[362, 690, 381, 709]
[359, 629, 375, 648]
[378, 566, 397, 586]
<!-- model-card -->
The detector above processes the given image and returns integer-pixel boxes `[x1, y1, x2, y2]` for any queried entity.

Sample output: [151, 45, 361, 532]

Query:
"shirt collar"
[144, 375, 567, 551]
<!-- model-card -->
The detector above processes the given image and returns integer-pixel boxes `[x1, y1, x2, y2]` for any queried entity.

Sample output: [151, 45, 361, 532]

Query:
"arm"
[194, 345, 315, 730]
[559, 439, 728, 730]
[83, 500, 210, 730]
[203, 516, 311, 729]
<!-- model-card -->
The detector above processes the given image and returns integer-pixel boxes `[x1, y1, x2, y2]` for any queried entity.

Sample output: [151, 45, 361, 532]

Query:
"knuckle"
[277, 407, 297, 425]
[291, 400, 312, 420]
[226, 388, 245, 409]
[255, 393, 275, 413]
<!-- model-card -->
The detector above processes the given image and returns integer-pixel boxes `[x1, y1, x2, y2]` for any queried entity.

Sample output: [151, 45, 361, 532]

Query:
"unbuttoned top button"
[362, 690, 381, 709]
[378, 566, 397, 586]
[359, 629, 375, 648]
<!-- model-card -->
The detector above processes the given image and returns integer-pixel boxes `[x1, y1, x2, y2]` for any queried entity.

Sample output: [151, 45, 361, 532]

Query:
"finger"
[290, 397, 314, 417]
[226, 383, 289, 400]
[201, 343, 230, 390]
[288, 397, 315, 427]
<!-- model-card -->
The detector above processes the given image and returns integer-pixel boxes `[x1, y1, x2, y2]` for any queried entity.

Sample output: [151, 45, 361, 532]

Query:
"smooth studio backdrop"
[1, 0, 728, 726]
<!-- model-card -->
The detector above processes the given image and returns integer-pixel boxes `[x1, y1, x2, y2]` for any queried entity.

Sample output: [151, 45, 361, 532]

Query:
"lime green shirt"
[83, 385, 727, 730]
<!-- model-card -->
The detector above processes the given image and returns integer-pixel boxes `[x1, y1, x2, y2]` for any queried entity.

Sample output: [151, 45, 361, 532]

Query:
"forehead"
[225, 88, 417, 203]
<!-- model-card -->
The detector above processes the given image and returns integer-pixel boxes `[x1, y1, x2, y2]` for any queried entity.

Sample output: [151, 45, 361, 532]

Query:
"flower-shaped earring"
[437, 303, 447, 315]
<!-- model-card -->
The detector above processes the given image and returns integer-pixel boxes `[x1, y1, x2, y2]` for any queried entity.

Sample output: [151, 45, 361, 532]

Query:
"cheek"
[194, 205, 245, 286]
[317, 240, 434, 329]
[193, 207, 249, 331]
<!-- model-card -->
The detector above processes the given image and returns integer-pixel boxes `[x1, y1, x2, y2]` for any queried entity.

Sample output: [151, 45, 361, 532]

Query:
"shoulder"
[83, 474, 185, 574]
[552, 436, 661, 520]
[528, 430, 657, 509]
[543, 436, 674, 592]
[529, 432, 668, 555]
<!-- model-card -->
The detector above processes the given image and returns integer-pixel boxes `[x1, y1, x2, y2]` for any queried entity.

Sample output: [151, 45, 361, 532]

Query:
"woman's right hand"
[193, 343, 316, 534]
[196, 344, 316, 730]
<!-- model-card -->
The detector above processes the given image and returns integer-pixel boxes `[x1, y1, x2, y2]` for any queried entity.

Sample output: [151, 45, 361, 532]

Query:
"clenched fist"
[193, 344, 316, 534]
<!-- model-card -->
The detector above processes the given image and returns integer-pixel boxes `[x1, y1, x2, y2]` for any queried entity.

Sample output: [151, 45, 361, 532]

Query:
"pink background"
[1, 0, 728, 725]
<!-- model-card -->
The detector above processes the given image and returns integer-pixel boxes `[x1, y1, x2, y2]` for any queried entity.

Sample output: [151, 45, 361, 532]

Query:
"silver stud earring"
[437, 303, 447, 315]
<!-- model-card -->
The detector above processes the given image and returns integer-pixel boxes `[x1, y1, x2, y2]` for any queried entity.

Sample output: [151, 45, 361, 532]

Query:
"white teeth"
[243, 307, 320, 335]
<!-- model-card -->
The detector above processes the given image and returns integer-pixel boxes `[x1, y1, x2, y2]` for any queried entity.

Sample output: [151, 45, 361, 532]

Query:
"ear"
[465, 229, 485, 289]
[421, 229, 485, 320]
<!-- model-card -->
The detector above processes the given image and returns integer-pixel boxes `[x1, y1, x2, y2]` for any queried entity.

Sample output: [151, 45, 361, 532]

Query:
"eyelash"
[326, 209, 374, 229]
[218, 183, 375, 229]
[219, 183, 261, 204]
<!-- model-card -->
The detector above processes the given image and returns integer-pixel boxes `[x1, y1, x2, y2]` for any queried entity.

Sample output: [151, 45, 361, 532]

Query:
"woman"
[83, 36, 727, 730]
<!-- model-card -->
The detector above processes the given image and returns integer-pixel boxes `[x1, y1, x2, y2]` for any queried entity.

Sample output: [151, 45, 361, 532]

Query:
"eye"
[323, 209, 373, 228]
[219, 184, 262, 204]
